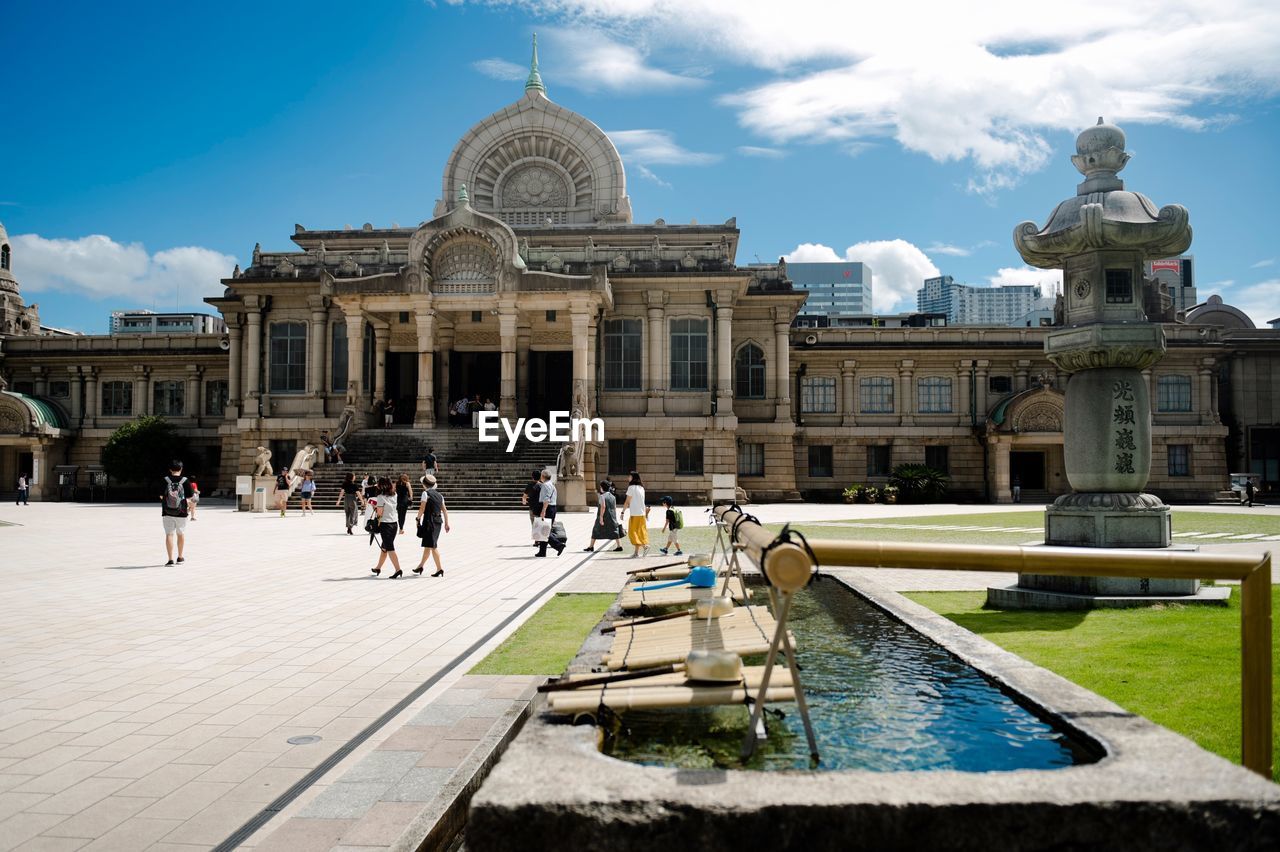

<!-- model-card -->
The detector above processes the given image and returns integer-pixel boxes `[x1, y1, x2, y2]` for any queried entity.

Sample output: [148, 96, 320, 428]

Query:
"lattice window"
[735, 344, 766, 399]
[1156, 375, 1192, 412]
[860, 377, 894, 413]
[918, 377, 953, 413]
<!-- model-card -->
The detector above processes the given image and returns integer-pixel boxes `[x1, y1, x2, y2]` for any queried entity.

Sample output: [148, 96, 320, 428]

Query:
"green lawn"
[906, 588, 1280, 781]
[470, 593, 615, 675]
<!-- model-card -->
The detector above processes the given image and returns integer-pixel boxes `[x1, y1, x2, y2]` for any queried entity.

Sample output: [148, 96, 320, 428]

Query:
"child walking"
[299, 471, 316, 515]
[659, 496, 683, 555]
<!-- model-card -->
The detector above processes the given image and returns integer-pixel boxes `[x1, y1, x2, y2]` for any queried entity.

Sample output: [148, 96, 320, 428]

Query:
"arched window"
[734, 344, 766, 399]
[0, 243, 9, 270]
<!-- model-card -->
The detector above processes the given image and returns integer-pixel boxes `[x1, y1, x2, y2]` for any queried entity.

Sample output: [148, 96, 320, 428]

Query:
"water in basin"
[600, 580, 1100, 771]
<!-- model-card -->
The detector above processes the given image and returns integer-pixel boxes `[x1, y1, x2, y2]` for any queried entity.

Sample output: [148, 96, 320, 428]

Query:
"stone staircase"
[305, 427, 561, 511]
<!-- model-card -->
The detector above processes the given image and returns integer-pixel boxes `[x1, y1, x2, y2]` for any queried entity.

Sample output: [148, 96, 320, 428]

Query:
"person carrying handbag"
[368, 477, 403, 578]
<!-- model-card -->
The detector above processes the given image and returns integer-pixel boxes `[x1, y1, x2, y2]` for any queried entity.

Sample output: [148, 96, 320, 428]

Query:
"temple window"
[1156, 375, 1192, 412]
[205, 380, 228, 417]
[859, 377, 894, 413]
[269, 322, 307, 394]
[331, 322, 348, 392]
[603, 319, 642, 391]
[153, 381, 185, 416]
[101, 381, 132, 416]
[675, 440, 704, 476]
[734, 343, 766, 399]
[801, 376, 836, 413]
[670, 318, 708, 391]
[918, 376, 953, 413]
[738, 442, 765, 477]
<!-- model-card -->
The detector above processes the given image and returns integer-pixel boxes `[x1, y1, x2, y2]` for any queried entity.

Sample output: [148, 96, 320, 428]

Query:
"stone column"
[993, 437, 1012, 503]
[571, 308, 590, 415]
[64, 367, 82, 424]
[373, 326, 389, 402]
[226, 321, 243, 410]
[715, 290, 734, 416]
[185, 366, 202, 423]
[516, 324, 531, 418]
[898, 359, 915, 426]
[500, 308, 519, 417]
[1197, 358, 1213, 424]
[973, 360, 989, 421]
[307, 296, 328, 401]
[774, 316, 791, 423]
[646, 291, 666, 415]
[344, 313, 364, 406]
[133, 366, 151, 416]
[32, 367, 47, 398]
[955, 360, 971, 423]
[841, 360, 857, 426]
[83, 367, 98, 428]
[244, 296, 263, 408]
[1015, 359, 1031, 391]
[415, 311, 435, 426]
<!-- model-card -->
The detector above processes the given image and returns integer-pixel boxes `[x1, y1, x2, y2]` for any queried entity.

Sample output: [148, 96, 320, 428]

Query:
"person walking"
[521, 469, 543, 533]
[535, 470, 563, 557]
[1245, 478, 1257, 508]
[160, 459, 195, 566]
[585, 479, 625, 552]
[369, 476, 403, 578]
[621, 471, 650, 558]
[188, 480, 200, 521]
[414, 473, 451, 576]
[274, 467, 292, 517]
[15, 473, 29, 505]
[422, 446, 439, 476]
[395, 473, 412, 533]
[299, 471, 317, 516]
[336, 471, 361, 534]
[658, 496, 683, 556]
[1011, 474, 1022, 504]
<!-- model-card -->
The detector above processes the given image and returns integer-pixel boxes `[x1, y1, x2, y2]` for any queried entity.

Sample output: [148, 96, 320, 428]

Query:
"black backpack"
[163, 476, 187, 514]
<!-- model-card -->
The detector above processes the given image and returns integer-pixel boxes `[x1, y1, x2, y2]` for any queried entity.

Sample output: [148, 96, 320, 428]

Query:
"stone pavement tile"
[443, 717, 497, 740]
[380, 767, 452, 803]
[429, 689, 487, 707]
[50, 712, 129, 737]
[196, 749, 278, 784]
[135, 713, 209, 738]
[0, 721, 64, 747]
[41, 795, 156, 839]
[337, 752, 420, 785]
[414, 738, 479, 768]
[92, 748, 188, 780]
[298, 781, 391, 820]
[0, 734, 78, 762]
[26, 777, 131, 816]
[253, 817, 356, 852]
[135, 780, 237, 821]
[0, 792, 54, 823]
[144, 843, 213, 852]
[337, 801, 424, 847]
[224, 766, 308, 804]
[4, 748, 95, 779]
[75, 817, 181, 852]
[79, 736, 169, 765]
[63, 723, 147, 749]
[10, 762, 112, 796]
[0, 775, 37, 796]
[463, 698, 514, 718]
[405, 704, 467, 728]
[154, 797, 259, 847]
[13, 834, 88, 851]
[172, 737, 257, 766]
[484, 680, 538, 699]
[374, 726, 444, 753]
[0, 812, 69, 849]
[121, 703, 189, 726]
[154, 725, 234, 753]
[114, 763, 207, 799]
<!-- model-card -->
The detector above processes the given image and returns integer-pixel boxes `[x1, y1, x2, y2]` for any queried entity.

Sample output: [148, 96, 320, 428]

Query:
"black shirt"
[160, 475, 195, 517]
[341, 482, 360, 496]
[523, 481, 542, 509]
[424, 453, 437, 470]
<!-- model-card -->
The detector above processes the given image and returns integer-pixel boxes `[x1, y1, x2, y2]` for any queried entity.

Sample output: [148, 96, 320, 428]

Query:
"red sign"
[1150, 260, 1181, 273]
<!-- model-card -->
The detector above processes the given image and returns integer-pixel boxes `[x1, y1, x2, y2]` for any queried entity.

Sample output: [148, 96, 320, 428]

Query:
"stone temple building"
[1, 48, 1277, 504]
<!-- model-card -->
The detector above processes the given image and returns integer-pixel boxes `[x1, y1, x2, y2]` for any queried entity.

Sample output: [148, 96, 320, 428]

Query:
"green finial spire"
[457, 183, 469, 205]
[525, 32, 545, 95]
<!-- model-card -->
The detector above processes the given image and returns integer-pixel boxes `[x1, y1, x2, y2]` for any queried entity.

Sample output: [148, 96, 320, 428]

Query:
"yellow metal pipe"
[712, 505, 1274, 779]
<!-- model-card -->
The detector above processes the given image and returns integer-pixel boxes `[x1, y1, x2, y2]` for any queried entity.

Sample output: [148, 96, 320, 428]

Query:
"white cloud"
[473, 58, 526, 81]
[633, 164, 672, 189]
[987, 265, 1064, 296]
[538, 26, 705, 93]
[487, 0, 1280, 192]
[1250, 258, 1275, 268]
[737, 145, 785, 158]
[607, 129, 720, 165]
[926, 243, 971, 257]
[11, 233, 236, 307]
[784, 239, 940, 312]
[1211, 278, 1280, 326]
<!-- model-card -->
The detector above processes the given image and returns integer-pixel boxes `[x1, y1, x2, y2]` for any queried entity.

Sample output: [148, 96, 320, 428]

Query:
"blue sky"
[3, 0, 1278, 332]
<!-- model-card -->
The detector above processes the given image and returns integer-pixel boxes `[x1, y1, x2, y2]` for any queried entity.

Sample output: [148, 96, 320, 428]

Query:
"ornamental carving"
[501, 165, 569, 209]
[1015, 402, 1062, 433]
[0, 400, 29, 434]
[546, 254, 564, 272]
[432, 238, 497, 284]
[1046, 344, 1165, 374]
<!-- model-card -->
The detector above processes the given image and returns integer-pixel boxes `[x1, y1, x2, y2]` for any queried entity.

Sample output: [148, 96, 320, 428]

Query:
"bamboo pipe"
[548, 686, 796, 715]
[711, 504, 1274, 779]
[552, 666, 793, 688]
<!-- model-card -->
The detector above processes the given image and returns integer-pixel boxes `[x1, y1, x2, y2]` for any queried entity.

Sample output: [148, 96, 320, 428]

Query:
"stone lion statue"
[557, 442, 581, 478]
[296, 443, 320, 472]
[252, 446, 272, 476]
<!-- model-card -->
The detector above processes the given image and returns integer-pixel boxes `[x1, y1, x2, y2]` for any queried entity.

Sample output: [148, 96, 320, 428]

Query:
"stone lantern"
[1014, 118, 1191, 550]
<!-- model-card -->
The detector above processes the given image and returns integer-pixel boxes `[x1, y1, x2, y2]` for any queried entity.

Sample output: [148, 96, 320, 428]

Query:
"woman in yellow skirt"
[621, 470, 650, 557]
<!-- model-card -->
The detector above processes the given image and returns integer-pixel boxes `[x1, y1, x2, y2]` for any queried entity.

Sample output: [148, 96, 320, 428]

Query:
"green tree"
[101, 416, 190, 484]
[888, 463, 950, 502]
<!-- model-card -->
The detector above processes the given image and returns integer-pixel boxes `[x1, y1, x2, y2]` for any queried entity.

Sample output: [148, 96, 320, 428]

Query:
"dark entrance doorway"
[450, 352, 501, 414]
[1010, 451, 1046, 490]
[527, 351, 572, 420]
[385, 353, 418, 425]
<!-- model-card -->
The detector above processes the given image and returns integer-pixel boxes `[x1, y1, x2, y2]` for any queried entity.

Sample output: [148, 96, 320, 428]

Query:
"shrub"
[842, 483, 863, 501]
[889, 463, 950, 502]
[101, 416, 190, 484]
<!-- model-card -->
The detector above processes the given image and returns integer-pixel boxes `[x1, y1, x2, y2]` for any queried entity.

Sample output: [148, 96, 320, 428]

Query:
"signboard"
[711, 473, 737, 501]
[235, 475, 252, 496]
[1150, 260, 1181, 273]
[32, 458, 39, 485]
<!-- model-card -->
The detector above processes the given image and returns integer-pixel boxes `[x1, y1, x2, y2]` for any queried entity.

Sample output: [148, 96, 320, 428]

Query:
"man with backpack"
[160, 460, 195, 566]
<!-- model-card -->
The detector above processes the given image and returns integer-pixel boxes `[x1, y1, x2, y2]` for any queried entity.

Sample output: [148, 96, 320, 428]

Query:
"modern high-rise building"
[110, 310, 226, 336]
[917, 275, 1052, 325]
[1145, 255, 1196, 315]
[788, 262, 871, 323]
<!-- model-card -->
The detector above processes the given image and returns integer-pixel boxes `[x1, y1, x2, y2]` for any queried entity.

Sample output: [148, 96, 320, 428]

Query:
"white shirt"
[625, 484, 646, 513]
[373, 492, 398, 520]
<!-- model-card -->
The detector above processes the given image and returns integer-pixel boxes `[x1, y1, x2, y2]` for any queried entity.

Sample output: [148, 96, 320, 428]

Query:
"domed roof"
[1186, 294, 1255, 329]
[435, 38, 631, 227]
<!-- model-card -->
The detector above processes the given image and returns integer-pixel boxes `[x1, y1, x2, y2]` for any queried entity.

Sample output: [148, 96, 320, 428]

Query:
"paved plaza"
[0, 498, 1275, 850]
